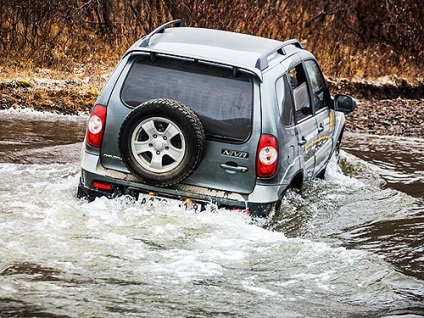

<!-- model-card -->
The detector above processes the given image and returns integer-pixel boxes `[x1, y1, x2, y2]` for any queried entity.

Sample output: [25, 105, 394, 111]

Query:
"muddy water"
[0, 109, 423, 317]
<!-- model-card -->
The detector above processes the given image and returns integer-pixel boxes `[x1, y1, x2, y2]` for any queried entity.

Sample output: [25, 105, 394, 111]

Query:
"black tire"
[316, 167, 326, 179]
[118, 98, 205, 186]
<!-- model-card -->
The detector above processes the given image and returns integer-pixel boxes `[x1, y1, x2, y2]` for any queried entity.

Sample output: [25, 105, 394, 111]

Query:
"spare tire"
[118, 98, 205, 186]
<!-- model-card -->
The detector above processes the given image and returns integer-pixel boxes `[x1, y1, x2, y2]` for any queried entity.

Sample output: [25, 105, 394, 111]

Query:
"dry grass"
[1, 0, 423, 83]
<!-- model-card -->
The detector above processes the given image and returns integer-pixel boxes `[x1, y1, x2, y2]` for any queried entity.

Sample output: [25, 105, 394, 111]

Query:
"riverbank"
[329, 78, 424, 138]
[0, 68, 422, 138]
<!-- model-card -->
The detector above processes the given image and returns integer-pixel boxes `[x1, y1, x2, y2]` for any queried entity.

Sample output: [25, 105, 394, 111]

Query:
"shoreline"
[1, 75, 423, 139]
[344, 99, 423, 138]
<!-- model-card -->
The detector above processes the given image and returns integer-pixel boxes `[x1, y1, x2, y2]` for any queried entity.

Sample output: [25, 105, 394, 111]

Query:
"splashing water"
[0, 112, 423, 317]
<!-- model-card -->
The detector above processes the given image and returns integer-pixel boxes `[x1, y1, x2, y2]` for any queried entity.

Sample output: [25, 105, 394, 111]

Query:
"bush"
[1, 0, 422, 80]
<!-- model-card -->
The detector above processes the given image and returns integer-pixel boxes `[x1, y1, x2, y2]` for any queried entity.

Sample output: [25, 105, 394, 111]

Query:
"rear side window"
[121, 56, 253, 141]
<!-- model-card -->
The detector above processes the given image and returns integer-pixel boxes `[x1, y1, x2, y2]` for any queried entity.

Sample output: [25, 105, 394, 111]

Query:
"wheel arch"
[290, 171, 304, 190]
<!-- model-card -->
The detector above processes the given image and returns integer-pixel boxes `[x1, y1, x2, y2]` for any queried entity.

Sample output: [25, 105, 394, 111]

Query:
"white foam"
[0, 107, 89, 119]
[1, 149, 423, 315]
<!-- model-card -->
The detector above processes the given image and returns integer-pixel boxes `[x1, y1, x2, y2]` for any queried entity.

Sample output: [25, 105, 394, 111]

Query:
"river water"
[0, 109, 423, 317]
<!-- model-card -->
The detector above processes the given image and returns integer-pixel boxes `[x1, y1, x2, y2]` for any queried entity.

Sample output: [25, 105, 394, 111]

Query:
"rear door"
[287, 62, 317, 179]
[303, 59, 334, 175]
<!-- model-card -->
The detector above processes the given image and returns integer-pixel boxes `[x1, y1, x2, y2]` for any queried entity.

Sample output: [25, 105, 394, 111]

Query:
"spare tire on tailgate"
[118, 98, 205, 186]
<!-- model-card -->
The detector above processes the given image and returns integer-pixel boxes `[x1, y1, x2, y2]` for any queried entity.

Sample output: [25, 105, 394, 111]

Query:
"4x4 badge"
[221, 149, 249, 159]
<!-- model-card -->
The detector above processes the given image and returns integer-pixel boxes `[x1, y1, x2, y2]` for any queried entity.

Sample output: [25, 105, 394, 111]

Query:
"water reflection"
[343, 133, 424, 198]
[342, 214, 424, 280]
[0, 110, 86, 164]
[0, 109, 86, 152]
[336, 134, 424, 281]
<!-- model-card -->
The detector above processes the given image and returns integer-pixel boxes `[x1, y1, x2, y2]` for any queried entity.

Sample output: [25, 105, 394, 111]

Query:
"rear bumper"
[79, 150, 286, 216]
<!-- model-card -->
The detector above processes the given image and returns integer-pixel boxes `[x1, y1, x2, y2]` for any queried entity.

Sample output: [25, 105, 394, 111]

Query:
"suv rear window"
[121, 55, 253, 141]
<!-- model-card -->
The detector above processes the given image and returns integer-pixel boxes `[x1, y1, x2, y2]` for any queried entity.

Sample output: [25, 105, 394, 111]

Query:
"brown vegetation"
[1, 0, 423, 81]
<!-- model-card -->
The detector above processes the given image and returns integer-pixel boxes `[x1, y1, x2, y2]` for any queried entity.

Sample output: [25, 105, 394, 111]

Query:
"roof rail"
[139, 19, 182, 48]
[255, 39, 303, 70]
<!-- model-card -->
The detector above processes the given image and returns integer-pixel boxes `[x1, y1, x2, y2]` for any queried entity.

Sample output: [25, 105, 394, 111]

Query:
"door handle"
[220, 163, 248, 173]
[298, 137, 307, 146]
[318, 124, 324, 133]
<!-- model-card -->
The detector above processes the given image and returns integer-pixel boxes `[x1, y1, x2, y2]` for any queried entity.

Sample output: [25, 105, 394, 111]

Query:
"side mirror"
[333, 94, 356, 114]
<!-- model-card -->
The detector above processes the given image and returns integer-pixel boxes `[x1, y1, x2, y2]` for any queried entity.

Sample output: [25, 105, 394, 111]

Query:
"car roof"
[125, 21, 304, 80]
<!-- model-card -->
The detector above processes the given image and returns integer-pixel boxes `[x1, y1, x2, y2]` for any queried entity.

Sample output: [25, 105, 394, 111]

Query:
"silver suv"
[77, 20, 356, 216]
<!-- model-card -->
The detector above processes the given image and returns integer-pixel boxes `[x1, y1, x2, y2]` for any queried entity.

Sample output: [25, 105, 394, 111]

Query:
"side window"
[288, 64, 312, 122]
[275, 76, 295, 126]
[304, 60, 331, 112]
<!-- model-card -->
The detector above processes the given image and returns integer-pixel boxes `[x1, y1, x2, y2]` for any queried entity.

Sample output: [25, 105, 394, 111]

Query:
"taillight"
[256, 134, 278, 178]
[86, 104, 107, 148]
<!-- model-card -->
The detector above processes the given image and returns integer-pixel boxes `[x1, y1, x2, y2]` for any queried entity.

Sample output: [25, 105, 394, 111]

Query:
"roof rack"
[255, 39, 303, 70]
[139, 19, 182, 48]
